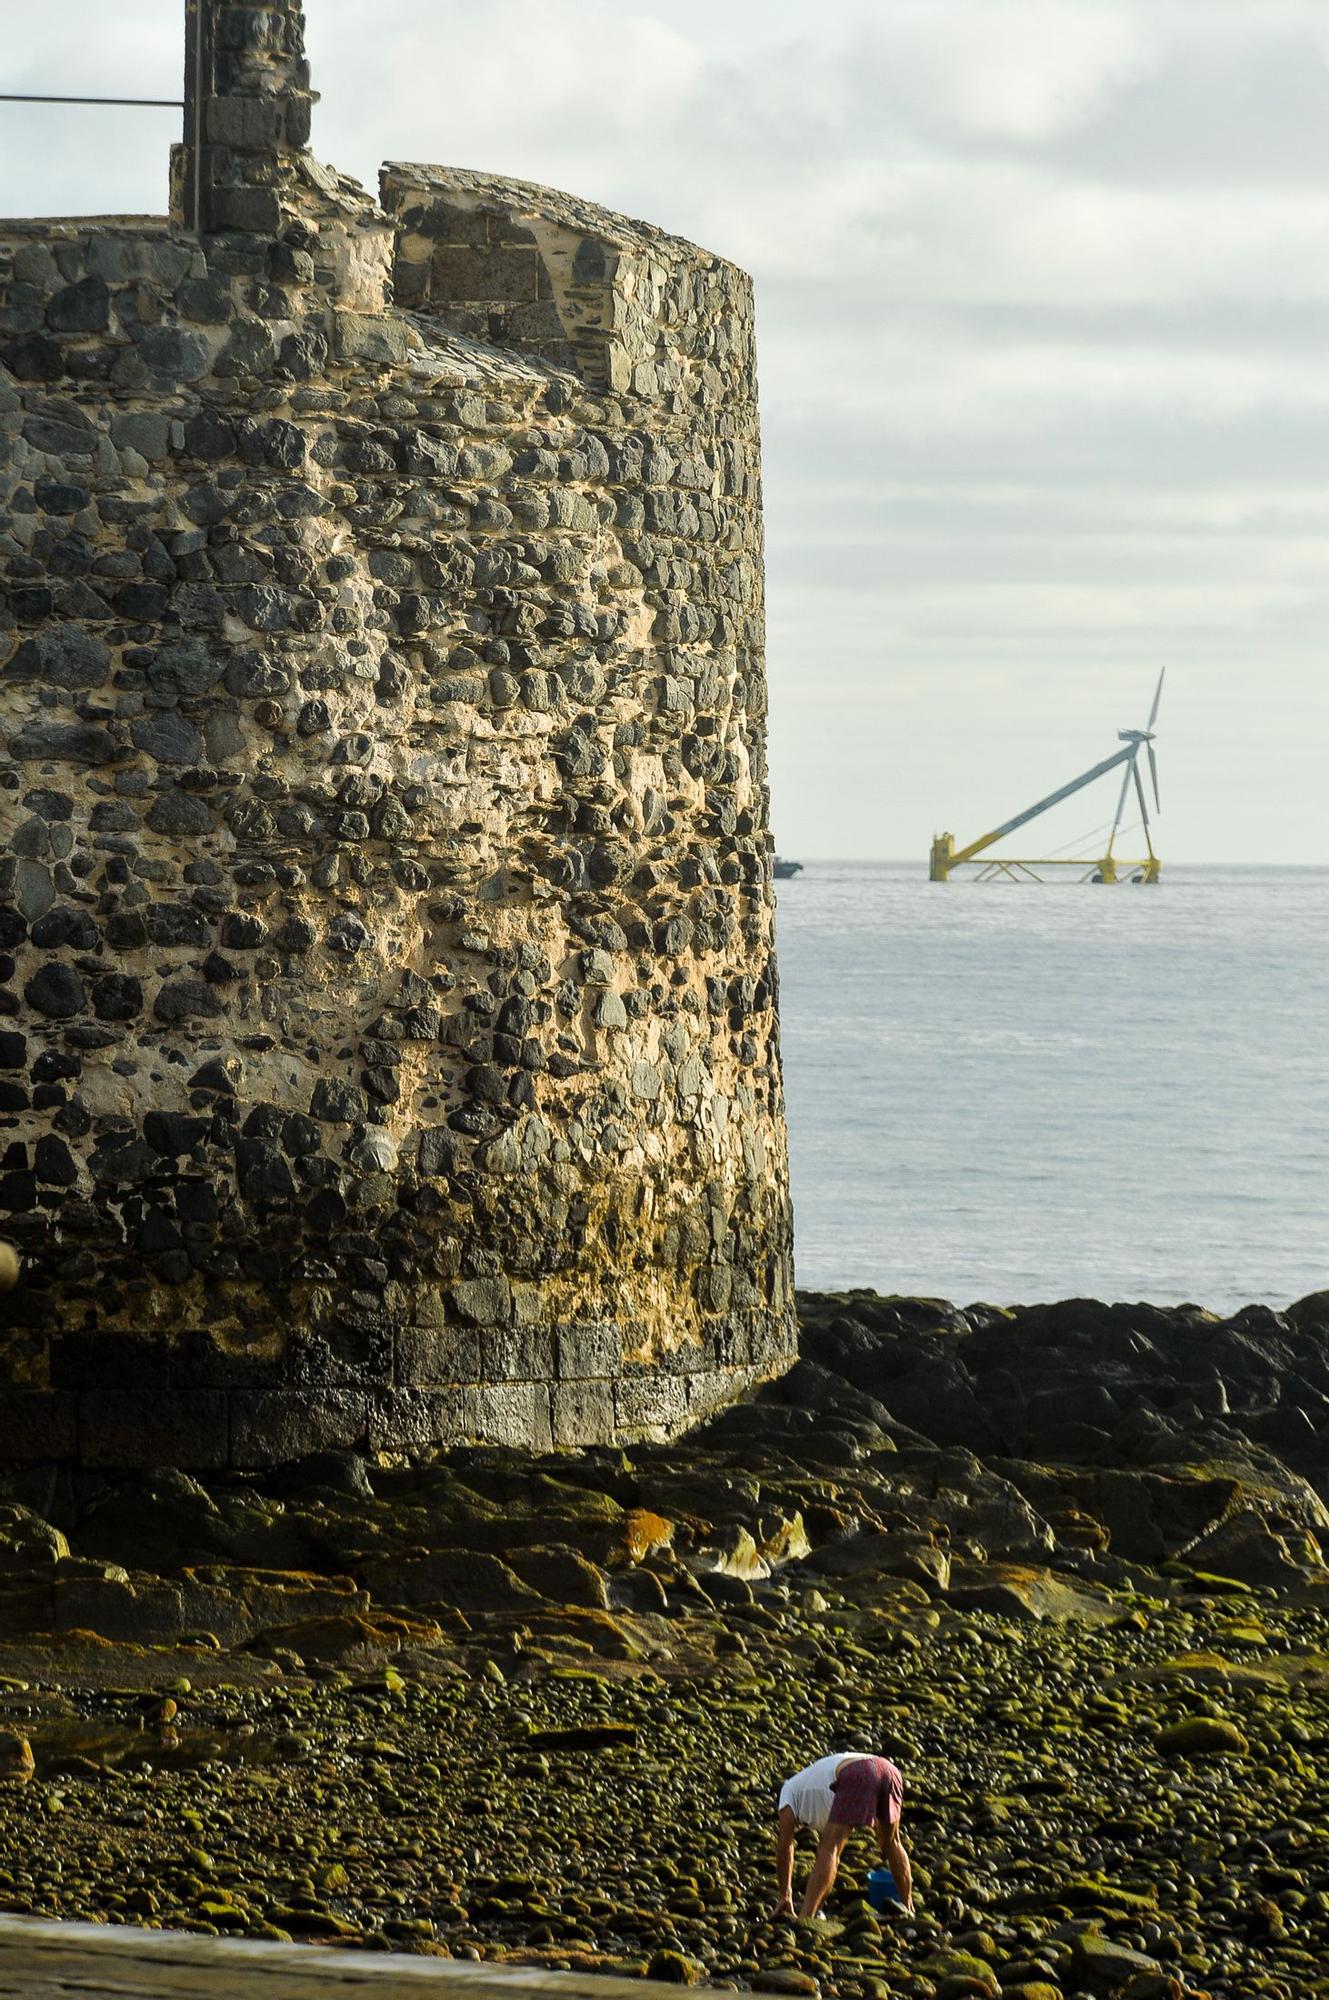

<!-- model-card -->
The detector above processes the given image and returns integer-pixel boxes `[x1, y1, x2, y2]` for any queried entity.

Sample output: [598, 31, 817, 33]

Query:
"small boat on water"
[773, 857, 803, 879]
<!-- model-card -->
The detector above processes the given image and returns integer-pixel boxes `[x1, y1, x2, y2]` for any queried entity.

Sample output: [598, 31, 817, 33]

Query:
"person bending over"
[773, 1751, 913, 1920]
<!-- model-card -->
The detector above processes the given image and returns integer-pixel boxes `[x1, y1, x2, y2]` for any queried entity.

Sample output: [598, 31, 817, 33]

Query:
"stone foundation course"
[0, 0, 794, 1466]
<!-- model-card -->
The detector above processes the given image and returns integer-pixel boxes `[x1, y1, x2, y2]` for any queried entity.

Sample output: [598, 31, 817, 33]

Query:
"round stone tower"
[0, 0, 794, 1468]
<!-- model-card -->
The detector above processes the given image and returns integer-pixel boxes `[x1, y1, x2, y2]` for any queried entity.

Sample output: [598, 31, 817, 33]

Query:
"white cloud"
[847, 0, 1146, 145]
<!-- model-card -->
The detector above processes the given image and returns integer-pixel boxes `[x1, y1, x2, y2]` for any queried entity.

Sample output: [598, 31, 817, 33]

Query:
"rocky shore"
[2, 1287, 1329, 2000]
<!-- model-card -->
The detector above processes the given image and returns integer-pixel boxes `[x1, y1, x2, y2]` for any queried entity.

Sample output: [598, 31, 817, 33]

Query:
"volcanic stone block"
[334, 312, 409, 365]
[481, 1324, 545, 1381]
[5, 626, 109, 691]
[429, 245, 541, 301]
[230, 1391, 370, 1469]
[368, 1388, 473, 1453]
[555, 1322, 624, 1380]
[46, 276, 109, 332]
[23, 965, 85, 1019]
[552, 1380, 616, 1449]
[289, 1314, 392, 1385]
[0, 1391, 77, 1462]
[395, 1325, 483, 1386]
[615, 1375, 691, 1438]
[79, 1390, 230, 1471]
[135, 326, 211, 381]
[472, 1383, 553, 1452]
[450, 1277, 513, 1328]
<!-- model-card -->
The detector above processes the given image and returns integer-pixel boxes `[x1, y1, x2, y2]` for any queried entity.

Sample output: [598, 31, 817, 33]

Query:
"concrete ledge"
[0, 1913, 728, 1999]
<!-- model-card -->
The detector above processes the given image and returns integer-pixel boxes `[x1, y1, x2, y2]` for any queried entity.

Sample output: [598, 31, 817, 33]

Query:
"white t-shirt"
[778, 1753, 864, 1830]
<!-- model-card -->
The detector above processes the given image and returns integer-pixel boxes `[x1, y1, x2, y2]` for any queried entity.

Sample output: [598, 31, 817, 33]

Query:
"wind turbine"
[1104, 669, 1164, 880]
[929, 670, 1166, 883]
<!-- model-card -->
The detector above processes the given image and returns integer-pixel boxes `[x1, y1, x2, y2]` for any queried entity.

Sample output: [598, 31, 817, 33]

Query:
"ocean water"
[776, 863, 1329, 1312]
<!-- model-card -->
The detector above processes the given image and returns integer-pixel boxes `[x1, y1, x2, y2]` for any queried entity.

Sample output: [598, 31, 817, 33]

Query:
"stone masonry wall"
[0, 0, 794, 1469]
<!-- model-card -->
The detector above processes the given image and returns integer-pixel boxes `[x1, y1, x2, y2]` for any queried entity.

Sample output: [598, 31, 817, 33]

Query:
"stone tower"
[0, 0, 794, 1468]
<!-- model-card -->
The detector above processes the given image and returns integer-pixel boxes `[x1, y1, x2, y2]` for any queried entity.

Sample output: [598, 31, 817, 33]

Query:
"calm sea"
[776, 863, 1329, 1312]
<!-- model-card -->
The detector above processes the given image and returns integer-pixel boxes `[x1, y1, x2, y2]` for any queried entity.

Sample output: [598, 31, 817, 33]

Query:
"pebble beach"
[2, 1290, 1329, 1999]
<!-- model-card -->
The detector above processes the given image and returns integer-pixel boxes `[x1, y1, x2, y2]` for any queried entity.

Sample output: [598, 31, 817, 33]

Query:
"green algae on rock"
[1155, 1715, 1249, 1759]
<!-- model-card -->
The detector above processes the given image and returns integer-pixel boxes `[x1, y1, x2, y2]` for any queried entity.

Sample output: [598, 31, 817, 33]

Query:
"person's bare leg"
[799, 1822, 852, 1918]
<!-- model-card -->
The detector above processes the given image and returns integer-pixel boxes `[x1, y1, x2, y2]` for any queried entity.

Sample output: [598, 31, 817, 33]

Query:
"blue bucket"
[866, 1866, 901, 1912]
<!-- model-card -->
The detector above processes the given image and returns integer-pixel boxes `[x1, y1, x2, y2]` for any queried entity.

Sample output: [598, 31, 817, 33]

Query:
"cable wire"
[0, 94, 182, 107]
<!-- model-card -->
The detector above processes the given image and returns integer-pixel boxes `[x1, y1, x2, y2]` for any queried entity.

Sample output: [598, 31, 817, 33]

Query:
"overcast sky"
[5, 1, 1329, 864]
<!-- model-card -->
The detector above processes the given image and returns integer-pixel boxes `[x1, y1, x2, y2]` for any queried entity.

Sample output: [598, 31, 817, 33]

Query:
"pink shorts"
[831, 1756, 902, 1829]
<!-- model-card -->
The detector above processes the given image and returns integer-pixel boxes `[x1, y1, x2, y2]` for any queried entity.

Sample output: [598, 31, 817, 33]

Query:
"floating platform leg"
[929, 834, 955, 883]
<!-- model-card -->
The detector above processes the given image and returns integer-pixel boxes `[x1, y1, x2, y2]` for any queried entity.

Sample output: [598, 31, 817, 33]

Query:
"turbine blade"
[1147, 740, 1160, 813]
[1147, 666, 1165, 732]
